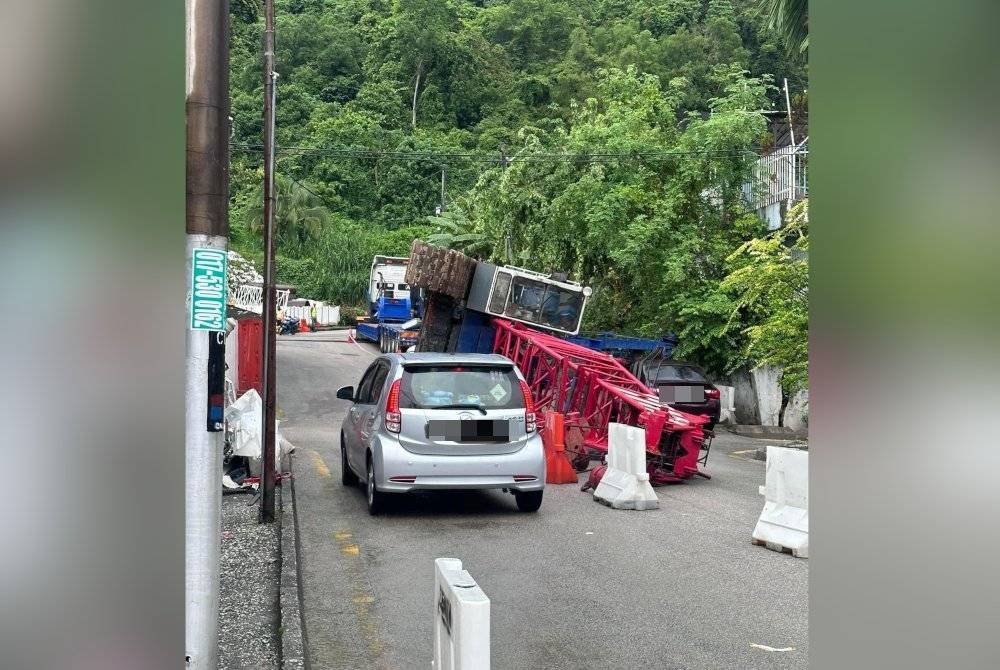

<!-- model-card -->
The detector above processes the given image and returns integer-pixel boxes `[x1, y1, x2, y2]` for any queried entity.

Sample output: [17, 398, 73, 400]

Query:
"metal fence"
[230, 284, 290, 314]
[743, 143, 808, 210]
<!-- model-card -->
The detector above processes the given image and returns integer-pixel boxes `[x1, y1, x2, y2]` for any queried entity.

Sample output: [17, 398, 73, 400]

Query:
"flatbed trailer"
[354, 318, 421, 353]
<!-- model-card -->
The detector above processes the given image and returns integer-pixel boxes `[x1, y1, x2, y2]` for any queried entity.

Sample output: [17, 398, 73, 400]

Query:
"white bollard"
[432, 558, 490, 670]
[592, 423, 659, 510]
[752, 446, 809, 558]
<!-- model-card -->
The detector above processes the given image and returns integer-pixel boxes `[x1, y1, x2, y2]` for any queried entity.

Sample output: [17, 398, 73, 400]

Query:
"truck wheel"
[379, 331, 387, 353]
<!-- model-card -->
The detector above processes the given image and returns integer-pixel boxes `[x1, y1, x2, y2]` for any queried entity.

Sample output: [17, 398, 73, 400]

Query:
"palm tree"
[244, 174, 332, 249]
[762, 0, 808, 55]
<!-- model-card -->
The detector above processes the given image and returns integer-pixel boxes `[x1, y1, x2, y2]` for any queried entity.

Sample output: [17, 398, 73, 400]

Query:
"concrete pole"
[185, 0, 229, 667]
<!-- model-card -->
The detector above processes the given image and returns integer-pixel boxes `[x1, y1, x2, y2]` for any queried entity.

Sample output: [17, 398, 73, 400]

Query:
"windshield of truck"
[400, 366, 525, 410]
[501, 276, 584, 332]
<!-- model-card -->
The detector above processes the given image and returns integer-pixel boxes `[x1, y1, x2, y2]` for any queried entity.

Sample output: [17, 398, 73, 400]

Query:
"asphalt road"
[277, 329, 808, 670]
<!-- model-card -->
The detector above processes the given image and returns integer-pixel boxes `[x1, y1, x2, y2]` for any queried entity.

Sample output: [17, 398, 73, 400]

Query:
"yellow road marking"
[331, 527, 388, 667]
[309, 450, 331, 478]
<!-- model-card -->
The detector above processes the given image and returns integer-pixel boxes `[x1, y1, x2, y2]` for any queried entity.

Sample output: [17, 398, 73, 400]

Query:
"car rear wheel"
[366, 455, 387, 515]
[341, 433, 358, 486]
[514, 490, 543, 513]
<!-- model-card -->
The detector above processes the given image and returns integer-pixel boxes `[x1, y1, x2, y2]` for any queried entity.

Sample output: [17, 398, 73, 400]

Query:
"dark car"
[633, 360, 720, 430]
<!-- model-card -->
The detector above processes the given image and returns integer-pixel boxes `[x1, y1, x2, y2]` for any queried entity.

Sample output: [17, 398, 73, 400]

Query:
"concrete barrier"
[433, 558, 490, 670]
[752, 446, 808, 558]
[716, 384, 736, 424]
[592, 423, 659, 510]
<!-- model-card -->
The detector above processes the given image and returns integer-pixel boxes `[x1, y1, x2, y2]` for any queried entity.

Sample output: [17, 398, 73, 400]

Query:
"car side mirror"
[336, 385, 355, 401]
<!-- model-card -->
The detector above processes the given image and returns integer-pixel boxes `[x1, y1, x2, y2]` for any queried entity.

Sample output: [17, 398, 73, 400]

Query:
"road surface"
[277, 329, 807, 669]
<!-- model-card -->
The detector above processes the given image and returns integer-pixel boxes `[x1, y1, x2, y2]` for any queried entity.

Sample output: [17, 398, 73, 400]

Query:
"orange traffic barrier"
[542, 411, 578, 484]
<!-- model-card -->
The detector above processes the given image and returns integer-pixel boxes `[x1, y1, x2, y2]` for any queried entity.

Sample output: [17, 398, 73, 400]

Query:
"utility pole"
[783, 78, 796, 147]
[440, 164, 446, 212]
[185, 0, 229, 668]
[260, 0, 278, 523]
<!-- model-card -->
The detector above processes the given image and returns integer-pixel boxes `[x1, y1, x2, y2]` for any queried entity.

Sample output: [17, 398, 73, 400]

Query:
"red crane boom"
[492, 319, 711, 484]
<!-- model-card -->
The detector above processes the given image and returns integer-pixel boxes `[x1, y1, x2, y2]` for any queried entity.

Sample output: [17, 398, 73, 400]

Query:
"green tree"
[761, 0, 808, 54]
[721, 199, 808, 391]
[244, 174, 333, 251]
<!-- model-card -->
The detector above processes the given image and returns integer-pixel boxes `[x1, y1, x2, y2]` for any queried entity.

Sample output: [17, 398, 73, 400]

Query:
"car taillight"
[705, 388, 720, 400]
[518, 379, 537, 432]
[385, 379, 401, 433]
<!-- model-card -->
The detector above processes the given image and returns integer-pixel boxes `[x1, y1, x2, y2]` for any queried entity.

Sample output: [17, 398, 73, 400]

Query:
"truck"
[353, 256, 423, 353]
[401, 240, 712, 484]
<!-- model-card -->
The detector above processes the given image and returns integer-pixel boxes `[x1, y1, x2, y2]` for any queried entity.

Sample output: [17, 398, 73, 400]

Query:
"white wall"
[751, 365, 783, 426]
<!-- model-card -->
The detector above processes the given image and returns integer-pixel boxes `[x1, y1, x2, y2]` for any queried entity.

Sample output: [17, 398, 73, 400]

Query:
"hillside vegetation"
[228, 0, 807, 383]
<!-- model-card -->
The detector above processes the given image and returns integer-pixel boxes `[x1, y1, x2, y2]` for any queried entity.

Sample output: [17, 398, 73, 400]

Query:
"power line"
[230, 142, 758, 162]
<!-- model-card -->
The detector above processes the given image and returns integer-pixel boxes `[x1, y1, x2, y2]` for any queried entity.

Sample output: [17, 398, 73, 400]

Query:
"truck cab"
[369, 256, 412, 321]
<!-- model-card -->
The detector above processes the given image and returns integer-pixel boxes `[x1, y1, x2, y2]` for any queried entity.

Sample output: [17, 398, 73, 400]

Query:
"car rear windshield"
[647, 363, 708, 383]
[399, 366, 525, 410]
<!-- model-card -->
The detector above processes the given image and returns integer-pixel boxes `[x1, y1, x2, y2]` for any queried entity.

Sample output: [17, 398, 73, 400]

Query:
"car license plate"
[426, 420, 510, 443]
[659, 386, 704, 403]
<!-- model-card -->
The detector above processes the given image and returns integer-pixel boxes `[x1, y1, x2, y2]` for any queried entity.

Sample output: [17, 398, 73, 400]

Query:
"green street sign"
[190, 248, 228, 331]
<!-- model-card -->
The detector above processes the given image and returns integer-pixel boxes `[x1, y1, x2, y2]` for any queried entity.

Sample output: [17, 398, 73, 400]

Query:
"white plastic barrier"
[752, 446, 809, 558]
[592, 423, 659, 510]
[433, 558, 490, 670]
[316, 304, 340, 325]
[282, 303, 340, 325]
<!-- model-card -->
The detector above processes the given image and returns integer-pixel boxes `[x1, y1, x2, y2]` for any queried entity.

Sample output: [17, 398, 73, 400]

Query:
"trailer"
[355, 317, 422, 353]
[565, 332, 678, 367]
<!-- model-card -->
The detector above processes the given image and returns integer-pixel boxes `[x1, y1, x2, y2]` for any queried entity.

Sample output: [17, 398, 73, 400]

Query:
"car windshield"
[400, 366, 525, 410]
[647, 363, 708, 383]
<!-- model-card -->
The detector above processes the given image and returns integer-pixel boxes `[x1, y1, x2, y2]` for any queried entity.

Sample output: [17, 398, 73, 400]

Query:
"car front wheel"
[341, 433, 358, 486]
[514, 490, 543, 513]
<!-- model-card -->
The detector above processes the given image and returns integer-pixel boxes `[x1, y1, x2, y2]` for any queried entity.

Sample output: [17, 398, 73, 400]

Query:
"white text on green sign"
[191, 248, 227, 331]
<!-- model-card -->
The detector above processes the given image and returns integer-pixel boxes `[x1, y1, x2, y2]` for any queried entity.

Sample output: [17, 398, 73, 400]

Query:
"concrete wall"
[752, 365, 783, 426]
[720, 365, 808, 431]
[782, 388, 809, 431]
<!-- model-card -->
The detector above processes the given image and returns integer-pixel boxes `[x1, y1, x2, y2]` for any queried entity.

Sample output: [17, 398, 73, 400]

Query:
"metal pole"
[783, 78, 796, 148]
[260, 0, 278, 523]
[440, 164, 446, 212]
[185, 0, 229, 667]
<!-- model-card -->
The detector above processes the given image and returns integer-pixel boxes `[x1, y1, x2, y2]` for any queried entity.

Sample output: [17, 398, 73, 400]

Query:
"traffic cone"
[299, 318, 310, 333]
[542, 411, 578, 484]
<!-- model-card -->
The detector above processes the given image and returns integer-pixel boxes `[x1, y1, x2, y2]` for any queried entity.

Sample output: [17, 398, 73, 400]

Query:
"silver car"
[337, 352, 545, 514]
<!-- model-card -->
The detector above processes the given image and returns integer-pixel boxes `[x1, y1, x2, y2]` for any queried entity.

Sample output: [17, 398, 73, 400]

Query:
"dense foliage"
[228, 0, 807, 378]
[722, 199, 808, 391]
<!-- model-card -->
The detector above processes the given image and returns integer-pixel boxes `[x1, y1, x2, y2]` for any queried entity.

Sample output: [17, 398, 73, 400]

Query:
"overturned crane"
[403, 240, 711, 484]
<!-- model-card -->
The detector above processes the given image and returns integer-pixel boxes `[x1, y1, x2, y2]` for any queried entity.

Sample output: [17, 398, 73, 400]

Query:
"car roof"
[391, 352, 514, 365]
